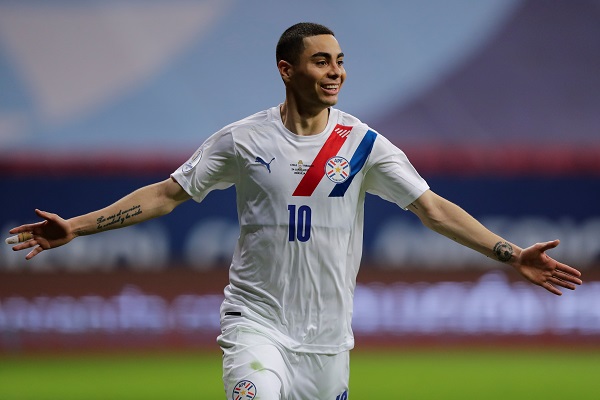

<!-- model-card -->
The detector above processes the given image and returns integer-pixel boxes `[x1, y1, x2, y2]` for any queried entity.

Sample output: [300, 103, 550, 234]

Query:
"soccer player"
[7, 23, 582, 400]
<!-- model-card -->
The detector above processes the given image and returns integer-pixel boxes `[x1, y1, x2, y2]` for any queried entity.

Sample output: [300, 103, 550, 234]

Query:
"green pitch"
[0, 348, 598, 399]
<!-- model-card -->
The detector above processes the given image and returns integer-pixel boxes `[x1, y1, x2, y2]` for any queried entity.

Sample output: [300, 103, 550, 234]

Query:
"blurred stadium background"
[1, 0, 599, 398]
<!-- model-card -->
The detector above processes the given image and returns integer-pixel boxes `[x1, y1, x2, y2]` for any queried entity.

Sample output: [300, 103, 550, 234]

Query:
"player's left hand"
[8, 209, 75, 260]
[511, 239, 582, 295]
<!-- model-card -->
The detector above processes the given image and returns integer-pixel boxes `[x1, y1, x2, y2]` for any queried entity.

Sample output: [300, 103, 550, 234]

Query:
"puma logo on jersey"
[255, 156, 275, 173]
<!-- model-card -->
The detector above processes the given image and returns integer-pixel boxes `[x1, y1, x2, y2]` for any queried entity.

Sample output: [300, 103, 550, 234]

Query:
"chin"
[323, 97, 339, 107]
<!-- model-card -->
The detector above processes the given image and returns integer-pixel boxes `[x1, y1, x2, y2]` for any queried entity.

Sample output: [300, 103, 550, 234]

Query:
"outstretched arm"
[408, 190, 582, 295]
[7, 177, 191, 260]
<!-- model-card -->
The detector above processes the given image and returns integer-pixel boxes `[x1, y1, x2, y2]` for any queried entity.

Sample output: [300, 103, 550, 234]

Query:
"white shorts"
[218, 325, 350, 400]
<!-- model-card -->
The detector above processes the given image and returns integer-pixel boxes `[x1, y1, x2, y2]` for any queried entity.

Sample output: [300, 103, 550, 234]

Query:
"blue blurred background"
[1, 0, 599, 352]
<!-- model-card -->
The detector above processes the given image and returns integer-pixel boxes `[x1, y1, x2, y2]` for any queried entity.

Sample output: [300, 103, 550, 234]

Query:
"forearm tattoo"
[493, 241, 514, 262]
[74, 228, 92, 237]
[96, 205, 142, 230]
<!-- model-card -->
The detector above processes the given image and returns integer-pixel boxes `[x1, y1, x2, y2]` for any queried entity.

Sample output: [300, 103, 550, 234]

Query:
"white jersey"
[172, 106, 429, 354]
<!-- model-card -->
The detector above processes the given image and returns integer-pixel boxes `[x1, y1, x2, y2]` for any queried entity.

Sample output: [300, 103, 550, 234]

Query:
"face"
[281, 34, 346, 111]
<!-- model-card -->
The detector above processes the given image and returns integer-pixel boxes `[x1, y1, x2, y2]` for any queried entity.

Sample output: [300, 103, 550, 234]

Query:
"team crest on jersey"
[232, 380, 256, 400]
[182, 146, 204, 174]
[325, 156, 350, 183]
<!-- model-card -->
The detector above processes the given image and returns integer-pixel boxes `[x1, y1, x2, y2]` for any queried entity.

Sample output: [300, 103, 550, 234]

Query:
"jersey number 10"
[287, 204, 312, 242]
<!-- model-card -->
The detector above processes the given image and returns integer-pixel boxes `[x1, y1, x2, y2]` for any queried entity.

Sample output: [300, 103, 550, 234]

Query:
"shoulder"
[202, 108, 278, 150]
[332, 108, 381, 141]
[333, 108, 364, 128]
[221, 107, 278, 136]
[332, 110, 408, 162]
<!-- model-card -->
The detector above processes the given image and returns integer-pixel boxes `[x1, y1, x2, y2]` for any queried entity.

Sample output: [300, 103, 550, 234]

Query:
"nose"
[329, 62, 342, 77]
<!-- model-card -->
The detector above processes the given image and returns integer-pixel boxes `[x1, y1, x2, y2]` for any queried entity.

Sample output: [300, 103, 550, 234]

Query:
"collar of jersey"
[273, 105, 339, 141]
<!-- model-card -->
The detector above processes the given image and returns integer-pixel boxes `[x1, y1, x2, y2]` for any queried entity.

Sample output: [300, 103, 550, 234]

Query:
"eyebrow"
[310, 52, 344, 59]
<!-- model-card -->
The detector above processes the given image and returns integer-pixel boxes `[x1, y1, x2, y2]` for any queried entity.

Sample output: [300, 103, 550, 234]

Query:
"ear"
[278, 60, 293, 83]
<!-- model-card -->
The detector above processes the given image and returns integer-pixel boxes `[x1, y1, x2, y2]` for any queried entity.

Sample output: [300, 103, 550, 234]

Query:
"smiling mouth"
[321, 84, 340, 94]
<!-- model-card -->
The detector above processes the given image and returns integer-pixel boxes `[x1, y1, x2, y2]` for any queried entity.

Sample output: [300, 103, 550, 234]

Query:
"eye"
[337, 60, 344, 66]
[316, 60, 327, 66]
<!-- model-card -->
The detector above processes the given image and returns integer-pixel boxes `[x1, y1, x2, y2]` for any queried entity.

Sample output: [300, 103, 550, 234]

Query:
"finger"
[548, 276, 577, 291]
[8, 209, 49, 234]
[553, 269, 583, 285]
[25, 246, 44, 260]
[541, 281, 562, 296]
[9, 220, 47, 235]
[538, 239, 560, 253]
[35, 209, 54, 221]
[9, 225, 34, 234]
[11, 239, 38, 252]
[555, 263, 582, 278]
[5, 232, 33, 244]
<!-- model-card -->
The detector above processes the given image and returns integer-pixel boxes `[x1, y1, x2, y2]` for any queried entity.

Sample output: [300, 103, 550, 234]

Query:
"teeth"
[323, 85, 338, 89]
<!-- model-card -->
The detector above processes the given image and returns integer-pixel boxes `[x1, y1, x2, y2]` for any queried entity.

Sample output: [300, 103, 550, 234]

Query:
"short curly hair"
[276, 22, 335, 65]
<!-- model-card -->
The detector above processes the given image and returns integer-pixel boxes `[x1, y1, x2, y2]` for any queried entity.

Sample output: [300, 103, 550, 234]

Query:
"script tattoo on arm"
[493, 241, 514, 262]
[96, 205, 143, 230]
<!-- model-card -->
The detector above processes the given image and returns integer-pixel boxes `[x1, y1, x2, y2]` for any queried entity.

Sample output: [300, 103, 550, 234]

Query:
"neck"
[280, 100, 329, 136]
